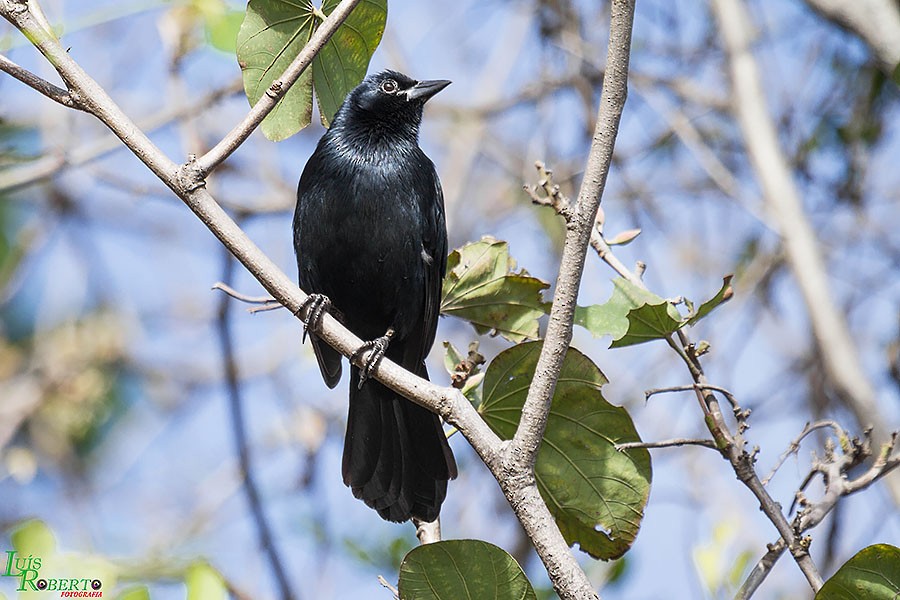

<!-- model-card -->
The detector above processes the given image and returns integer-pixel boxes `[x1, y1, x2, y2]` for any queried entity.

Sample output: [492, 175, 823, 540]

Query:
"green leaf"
[11, 519, 56, 557]
[185, 561, 227, 600]
[610, 301, 682, 348]
[398, 540, 536, 600]
[236, 0, 386, 140]
[186, 561, 227, 600]
[479, 342, 651, 560]
[686, 275, 734, 326]
[574, 302, 627, 340]
[205, 9, 243, 53]
[576, 276, 732, 347]
[441, 237, 550, 342]
[313, 0, 388, 126]
[816, 544, 900, 600]
[575, 278, 677, 346]
[116, 586, 151, 600]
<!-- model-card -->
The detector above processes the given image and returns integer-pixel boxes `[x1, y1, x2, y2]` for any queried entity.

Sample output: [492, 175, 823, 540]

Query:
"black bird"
[293, 70, 457, 522]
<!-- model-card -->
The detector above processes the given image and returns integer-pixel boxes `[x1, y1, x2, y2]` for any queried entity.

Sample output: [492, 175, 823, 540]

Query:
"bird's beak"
[405, 79, 451, 102]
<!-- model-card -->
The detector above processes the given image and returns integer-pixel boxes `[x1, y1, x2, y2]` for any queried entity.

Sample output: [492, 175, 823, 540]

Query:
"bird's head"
[332, 70, 450, 136]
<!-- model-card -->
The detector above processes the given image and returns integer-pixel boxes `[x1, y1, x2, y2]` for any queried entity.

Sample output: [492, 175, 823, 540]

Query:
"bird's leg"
[351, 327, 395, 388]
[296, 293, 332, 344]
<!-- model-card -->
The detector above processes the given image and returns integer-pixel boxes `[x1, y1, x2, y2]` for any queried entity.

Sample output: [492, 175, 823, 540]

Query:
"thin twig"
[377, 575, 399, 599]
[212, 281, 284, 314]
[212, 281, 276, 304]
[645, 383, 738, 408]
[615, 438, 717, 451]
[248, 302, 285, 314]
[0, 52, 77, 108]
[646, 381, 749, 432]
[762, 420, 846, 486]
[795, 431, 899, 531]
[217, 249, 298, 600]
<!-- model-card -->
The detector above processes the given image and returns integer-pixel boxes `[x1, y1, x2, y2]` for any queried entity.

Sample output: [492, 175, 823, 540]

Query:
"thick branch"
[500, 5, 636, 597]
[510, 0, 635, 469]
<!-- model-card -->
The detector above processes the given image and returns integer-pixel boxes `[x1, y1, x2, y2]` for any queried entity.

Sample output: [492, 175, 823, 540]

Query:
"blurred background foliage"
[1, 0, 899, 598]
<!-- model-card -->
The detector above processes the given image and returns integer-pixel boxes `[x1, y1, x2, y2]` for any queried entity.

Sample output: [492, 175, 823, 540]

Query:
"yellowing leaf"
[441, 238, 549, 342]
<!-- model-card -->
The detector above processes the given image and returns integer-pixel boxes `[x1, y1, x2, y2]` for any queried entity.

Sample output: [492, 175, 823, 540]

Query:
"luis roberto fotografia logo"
[3, 551, 103, 597]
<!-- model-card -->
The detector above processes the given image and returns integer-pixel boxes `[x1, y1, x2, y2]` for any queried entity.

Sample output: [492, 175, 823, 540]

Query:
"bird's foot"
[351, 328, 395, 388]
[296, 293, 332, 343]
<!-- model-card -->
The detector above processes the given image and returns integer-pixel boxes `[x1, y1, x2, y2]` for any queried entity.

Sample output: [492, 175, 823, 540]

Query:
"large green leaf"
[398, 540, 536, 600]
[441, 237, 549, 342]
[479, 341, 651, 560]
[313, 0, 386, 126]
[816, 544, 900, 600]
[236, 0, 387, 140]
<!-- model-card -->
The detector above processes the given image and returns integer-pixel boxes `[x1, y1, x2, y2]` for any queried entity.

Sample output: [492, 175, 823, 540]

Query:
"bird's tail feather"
[342, 365, 456, 522]
[310, 335, 342, 389]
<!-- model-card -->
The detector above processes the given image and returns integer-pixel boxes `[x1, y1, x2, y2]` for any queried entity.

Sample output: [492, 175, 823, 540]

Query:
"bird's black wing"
[294, 145, 343, 388]
[412, 152, 448, 365]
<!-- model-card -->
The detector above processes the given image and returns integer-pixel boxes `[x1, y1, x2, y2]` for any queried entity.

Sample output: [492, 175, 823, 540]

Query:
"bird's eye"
[380, 79, 398, 94]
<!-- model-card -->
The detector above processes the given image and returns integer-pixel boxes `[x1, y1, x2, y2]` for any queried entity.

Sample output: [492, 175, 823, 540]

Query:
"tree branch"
[736, 540, 787, 600]
[710, 0, 900, 506]
[615, 438, 717, 451]
[498, 5, 636, 597]
[738, 431, 899, 597]
[0, 52, 78, 108]
[510, 0, 635, 471]
[762, 420, 846, 486]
